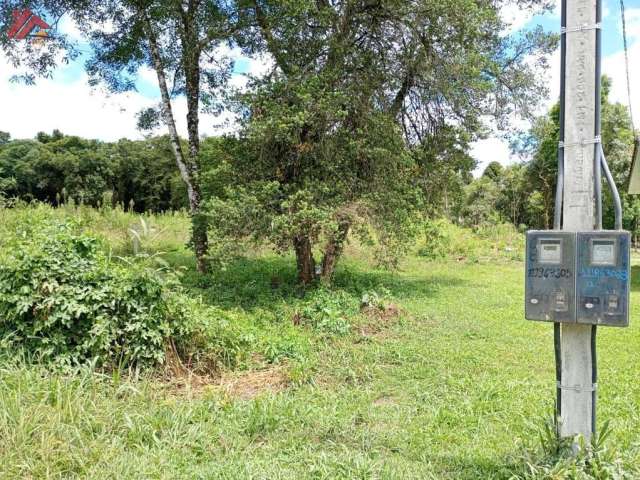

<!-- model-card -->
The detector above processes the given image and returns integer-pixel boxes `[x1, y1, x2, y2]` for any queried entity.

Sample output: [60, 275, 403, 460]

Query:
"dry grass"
[357, 303, 403, 337]
[217, 365, 290, 400]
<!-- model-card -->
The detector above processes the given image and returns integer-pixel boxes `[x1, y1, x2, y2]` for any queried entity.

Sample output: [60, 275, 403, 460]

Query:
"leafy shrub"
[417, 219, 449, 260]
[298, 288, 357, 336]
[262, 332, 308, 363]
[0, 220, 173, 368]
[360, 288, 391, 310]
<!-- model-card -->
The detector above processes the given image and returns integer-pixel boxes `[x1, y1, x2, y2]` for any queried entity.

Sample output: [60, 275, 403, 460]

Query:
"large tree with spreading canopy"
[205, 0, 556, 283]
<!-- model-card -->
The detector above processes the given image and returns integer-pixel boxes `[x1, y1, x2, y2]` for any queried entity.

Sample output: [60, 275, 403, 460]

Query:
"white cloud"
[0, 67, 152, 141]
[603, 43, 640, 127]
[137, 67, 158, 86]
[57, 16, 83, 41]
[501, 3, 535, 34]
[471, 137, 513, 175]
[55, 14, 115, 40]
[0, 51, 246, 141]
[244, 53, 274, 78]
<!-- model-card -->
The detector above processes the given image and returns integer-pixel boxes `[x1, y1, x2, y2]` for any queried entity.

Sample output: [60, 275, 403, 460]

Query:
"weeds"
[511, 418, 640, 479]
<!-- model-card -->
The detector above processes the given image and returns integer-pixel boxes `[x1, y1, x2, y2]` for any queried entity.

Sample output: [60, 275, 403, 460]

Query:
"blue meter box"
[576, 231, 630, 327]
[525, 231, 577, 323]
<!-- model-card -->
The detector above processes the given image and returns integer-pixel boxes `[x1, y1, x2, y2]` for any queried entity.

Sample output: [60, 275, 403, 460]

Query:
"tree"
[461, 176, 500, 228]
[483, 161, 505, 183]
[36, 129, 64, 144]
[413, 126, 476, 220]
[599, 78, 637, 232]
[107, 136, 187, 212]
[209, 0, 555, 283]
[496, 163, 527, 226]
[519, 76, 638, 231]
[522, 104, 559, 229]
[1, 0, 235, 273]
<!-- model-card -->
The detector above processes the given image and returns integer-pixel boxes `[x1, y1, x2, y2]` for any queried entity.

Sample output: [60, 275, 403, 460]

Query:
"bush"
[417, 219, 450, 260]
[168, 294, 258, 371]
[0, 220, 173, 368]
[298, 288, 357, 336]
[418, 219, 524, 263]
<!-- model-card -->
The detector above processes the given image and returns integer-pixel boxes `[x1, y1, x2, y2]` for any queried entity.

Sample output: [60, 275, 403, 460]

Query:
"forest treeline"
[2, 77, 636, 239]
[0, 130, 187, 211]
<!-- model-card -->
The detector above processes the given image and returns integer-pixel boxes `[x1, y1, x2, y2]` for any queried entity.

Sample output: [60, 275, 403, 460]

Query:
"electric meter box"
[525, 231, 577, 323]
[576, 231, 630, 327]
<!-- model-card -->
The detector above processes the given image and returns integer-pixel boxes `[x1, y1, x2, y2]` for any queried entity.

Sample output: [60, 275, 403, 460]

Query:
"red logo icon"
[7, 9, 50, 40]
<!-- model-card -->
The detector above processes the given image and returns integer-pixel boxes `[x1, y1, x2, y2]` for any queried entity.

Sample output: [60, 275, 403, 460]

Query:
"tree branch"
[252, 0, 291, 75]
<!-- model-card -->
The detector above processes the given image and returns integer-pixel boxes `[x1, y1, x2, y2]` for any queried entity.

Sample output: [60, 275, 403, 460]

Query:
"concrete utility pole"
[560, 0, 599, 439]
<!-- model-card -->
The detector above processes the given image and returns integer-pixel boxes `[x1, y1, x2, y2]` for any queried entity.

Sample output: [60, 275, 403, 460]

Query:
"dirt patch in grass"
[162, 345, 289, 400]
[373, 394, 397, 407]
[218, 365, 289, 400]
[358, 303, 402, 337]
[160, 364, 290, 400]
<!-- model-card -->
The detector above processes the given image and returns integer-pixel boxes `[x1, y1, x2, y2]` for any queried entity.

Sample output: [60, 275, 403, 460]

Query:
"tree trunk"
[293, 235, 316, 285]
[144, 14, 208, 273]
[319, 220, 350, 283]
[181, 9, 209, 274]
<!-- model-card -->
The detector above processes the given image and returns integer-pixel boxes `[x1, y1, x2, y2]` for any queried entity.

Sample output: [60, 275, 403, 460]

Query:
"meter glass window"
[591, 239, 616, 266]
[538, 239, 562, 264]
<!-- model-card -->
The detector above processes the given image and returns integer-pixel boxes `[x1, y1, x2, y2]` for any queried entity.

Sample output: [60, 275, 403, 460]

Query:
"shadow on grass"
[164, 251, 466, 312]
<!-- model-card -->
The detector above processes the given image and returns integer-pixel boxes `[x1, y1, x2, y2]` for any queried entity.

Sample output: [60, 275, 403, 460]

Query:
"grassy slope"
[1, 209, 640, 478]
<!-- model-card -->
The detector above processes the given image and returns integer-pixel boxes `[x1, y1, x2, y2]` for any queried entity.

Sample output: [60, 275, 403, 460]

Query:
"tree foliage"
[204, 0, 555, 283]
[0, 132, 188, 211]
[464, 76, 638, 233]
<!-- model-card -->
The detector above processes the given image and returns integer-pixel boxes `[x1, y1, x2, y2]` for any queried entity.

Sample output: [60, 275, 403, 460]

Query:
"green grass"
[1, 206, 640, 478]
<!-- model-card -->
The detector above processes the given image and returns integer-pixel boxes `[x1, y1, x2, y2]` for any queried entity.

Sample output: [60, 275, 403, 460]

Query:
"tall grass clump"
[510, 418, 640, 479]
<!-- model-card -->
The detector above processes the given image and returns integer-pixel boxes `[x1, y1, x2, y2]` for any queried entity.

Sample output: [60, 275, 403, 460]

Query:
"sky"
[1, 1, 640, 175]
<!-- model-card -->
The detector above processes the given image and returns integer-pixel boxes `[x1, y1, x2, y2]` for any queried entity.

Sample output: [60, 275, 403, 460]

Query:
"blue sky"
[1, 1, 640, 173]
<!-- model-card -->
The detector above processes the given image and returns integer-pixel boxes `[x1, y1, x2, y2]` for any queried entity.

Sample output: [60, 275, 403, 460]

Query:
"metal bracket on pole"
[561, 23, 602, 34]
[557, 381, 598, 393]
[558, 136, 601, 149]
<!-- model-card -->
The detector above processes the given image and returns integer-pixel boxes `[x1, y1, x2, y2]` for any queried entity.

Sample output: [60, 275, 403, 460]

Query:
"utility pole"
[560, 0, 599, 439]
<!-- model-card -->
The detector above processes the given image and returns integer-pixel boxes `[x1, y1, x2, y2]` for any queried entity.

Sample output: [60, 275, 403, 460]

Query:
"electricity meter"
[576, 232, 630, 327]
[525, 230, 631, 327]
[525, 231, 576, 322]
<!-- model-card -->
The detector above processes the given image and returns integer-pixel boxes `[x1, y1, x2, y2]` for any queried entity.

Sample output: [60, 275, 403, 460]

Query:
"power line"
[620, 0, 637, 135]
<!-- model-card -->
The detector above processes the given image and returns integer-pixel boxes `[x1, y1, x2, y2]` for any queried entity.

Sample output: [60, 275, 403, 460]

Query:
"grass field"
[1, 206, 639, 478]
